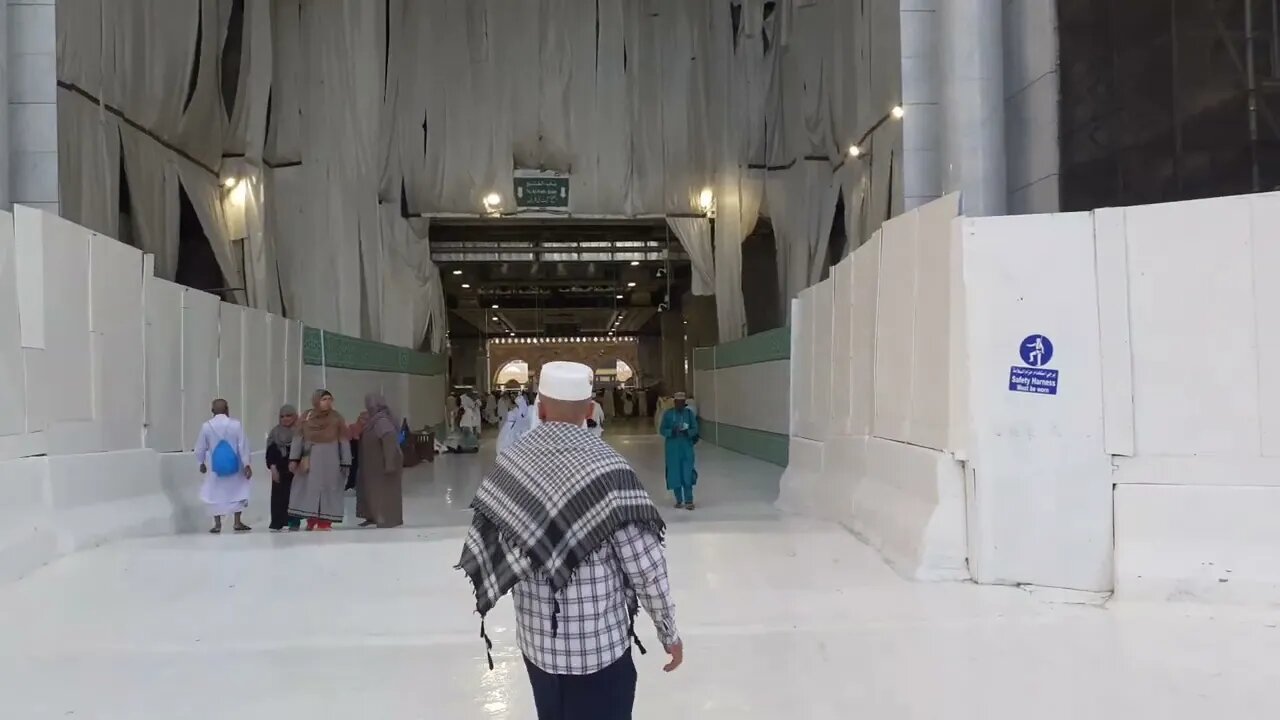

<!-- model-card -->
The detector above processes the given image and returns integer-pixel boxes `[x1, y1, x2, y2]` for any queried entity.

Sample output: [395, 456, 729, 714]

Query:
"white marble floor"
[1, 426, 1278, 718]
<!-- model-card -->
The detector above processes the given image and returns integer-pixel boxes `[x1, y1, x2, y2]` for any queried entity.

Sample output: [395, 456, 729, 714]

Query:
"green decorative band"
[693, 347, 716, 372]
[302, 327, 445, 376]
[698, 327, 790, 370]
[699, 419, 789, 467]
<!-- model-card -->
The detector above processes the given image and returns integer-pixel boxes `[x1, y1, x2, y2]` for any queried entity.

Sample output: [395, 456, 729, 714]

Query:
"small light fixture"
[461, 283, 471, 289]
[222, 177, 238, 189]
[627, 282, 637, 288]
[453, 269, 463, 275]
[630, 261, 640, 267]
[848, 145, 862, 158]
[698, 187, 715, 214]
[616, 294, 624, 299]
[492, 316, 499, 321]
[891, 105, 905, 119]
[482, 192, 502, 213]
[492, 304, 499, 309]
[509, 332, 516, 337]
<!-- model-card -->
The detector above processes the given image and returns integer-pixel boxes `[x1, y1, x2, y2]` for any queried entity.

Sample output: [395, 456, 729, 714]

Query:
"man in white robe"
[446, 393, 460, 432]
[195, 399, 253, 534]
[484, 392, 499, 425]
[497, 394, 531, 455]
[588, 396, 606, 438]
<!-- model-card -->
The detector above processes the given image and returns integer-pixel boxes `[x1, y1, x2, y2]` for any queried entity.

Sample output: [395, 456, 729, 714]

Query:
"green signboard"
[514, 175, 569, 209]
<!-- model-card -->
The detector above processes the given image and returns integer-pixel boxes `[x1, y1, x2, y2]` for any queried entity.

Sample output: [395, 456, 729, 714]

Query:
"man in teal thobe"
[660, 392, 699, 511]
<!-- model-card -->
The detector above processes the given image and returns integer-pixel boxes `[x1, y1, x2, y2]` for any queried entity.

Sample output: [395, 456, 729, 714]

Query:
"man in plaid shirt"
[458, 361, 683, 720]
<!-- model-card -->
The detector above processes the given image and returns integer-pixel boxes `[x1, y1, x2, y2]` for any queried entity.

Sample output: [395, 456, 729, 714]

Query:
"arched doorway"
[494, 359, 530, 388]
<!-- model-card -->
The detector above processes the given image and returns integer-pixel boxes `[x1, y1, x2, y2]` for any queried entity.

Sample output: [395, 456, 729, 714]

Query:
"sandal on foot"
[234, 524, 252, 533]
[209, 527, 221, 534]
[685, 503, 696, 511]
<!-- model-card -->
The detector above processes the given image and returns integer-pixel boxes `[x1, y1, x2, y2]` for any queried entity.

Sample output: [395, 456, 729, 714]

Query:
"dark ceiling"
[434, 219, 691, 338]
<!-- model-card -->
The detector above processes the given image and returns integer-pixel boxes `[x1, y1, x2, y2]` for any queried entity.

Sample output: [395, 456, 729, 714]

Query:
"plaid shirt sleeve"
[612, 524, 680, 647]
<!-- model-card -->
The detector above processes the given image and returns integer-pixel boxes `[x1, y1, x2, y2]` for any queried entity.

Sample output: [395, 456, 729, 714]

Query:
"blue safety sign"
[1010, 334, 1058, 395]
[1019, 335, 1054, 367]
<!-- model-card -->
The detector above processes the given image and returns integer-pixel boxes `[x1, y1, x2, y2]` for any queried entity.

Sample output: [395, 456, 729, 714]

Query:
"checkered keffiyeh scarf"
[456, 422, 665, 655]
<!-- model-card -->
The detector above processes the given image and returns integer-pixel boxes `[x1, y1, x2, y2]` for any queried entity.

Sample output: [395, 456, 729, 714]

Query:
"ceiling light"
[616, 294, 624, 299]
[492, 316, 499, 321]
[461, 283, 471, 289]
[630, 261, 640, 266]
[848, 145, 861, 158]
[492, 304, 499, 309]
[627, 282, 637, 288]
[452, 270, 463, 275]
[509, 332, 516, 337]
[891, 105, 905, 119]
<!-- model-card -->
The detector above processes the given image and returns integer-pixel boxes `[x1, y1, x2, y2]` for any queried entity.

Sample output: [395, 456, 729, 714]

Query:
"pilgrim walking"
[458, 361, 683, 720]
[289, 390, 351, 530]
[356, 393, 405, 529]
[265, 404, 301, 531]
[660, 392, 700, 510]
[195, 399, 253, 534]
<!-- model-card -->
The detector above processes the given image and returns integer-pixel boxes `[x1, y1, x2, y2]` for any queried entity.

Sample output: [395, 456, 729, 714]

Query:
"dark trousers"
[269, 471, 299, 530]
[524, 650, 636, 720]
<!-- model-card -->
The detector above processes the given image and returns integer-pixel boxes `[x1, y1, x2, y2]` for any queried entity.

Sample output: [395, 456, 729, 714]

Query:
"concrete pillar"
[939, 0, 1007, 216]
[682, 293, 719, 351]
[660, 312, 686, 394]
[8, 0, 57, 214]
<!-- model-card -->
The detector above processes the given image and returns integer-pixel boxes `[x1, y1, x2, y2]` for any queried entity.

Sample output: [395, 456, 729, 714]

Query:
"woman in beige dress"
[288, 390, 351, 530]
[356, 393, 405, 528]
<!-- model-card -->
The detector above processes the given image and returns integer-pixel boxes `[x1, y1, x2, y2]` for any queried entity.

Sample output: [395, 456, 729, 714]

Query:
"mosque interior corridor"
[0, 424, 1275, 719]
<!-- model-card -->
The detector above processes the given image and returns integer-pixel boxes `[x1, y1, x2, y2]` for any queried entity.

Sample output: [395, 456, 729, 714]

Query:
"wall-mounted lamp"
[891, 105, 906, 119]
[848, 145, 862, 158]
[697, 187, 715, 215]
[482, 192, 502, 215]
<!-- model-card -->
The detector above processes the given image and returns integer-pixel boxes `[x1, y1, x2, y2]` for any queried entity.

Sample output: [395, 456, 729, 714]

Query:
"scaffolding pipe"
[1247, 0, 1262, 191]
[939, 0, 1008, 215]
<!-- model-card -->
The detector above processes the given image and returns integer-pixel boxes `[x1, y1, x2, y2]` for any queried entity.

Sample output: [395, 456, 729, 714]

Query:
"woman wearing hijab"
[288, 389, 351, 531]
[356, 393, 405, 528]
[265, 404, 302, 532]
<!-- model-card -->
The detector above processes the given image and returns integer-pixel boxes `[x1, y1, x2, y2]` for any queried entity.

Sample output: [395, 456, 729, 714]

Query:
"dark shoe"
[234, 524, 252, 533]
[685, 503, 696, 511]
[209, 527, 221, 534]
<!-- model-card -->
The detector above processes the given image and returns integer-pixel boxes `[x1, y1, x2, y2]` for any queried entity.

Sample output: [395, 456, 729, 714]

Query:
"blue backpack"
[210, 434, 242, 477]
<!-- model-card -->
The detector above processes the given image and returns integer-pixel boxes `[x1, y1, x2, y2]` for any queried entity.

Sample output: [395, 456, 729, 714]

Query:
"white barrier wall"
[779, 194, 970, 581]
[0, 207, 446, 583]
[690, 329, 790, 467]
[781, 189, 1280, 602]
[1102, 194, 1280, 604]
[961, 213, 1113, 592]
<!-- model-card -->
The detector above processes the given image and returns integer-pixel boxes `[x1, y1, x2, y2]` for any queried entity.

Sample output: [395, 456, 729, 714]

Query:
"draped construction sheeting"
[56, 89, 120, 240]
[119, 126, 180, 280]
[57, 0, 909, 349]
[668, 218, 716, 296]
[767, 161, 842, 318]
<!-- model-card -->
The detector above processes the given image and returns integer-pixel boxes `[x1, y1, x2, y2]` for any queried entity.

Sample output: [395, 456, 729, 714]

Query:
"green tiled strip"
[303, 327, 446, 376]
[700, 326, 790, 370]
[700, 420, 789, 467]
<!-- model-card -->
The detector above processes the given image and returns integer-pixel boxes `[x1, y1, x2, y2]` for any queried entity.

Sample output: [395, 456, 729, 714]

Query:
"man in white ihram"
[194, 398, 253, 534]
[457, 361, 682, 720]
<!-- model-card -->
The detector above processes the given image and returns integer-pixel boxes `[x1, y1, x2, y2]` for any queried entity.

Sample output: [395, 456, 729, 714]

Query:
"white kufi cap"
[537, 361, 594, 402]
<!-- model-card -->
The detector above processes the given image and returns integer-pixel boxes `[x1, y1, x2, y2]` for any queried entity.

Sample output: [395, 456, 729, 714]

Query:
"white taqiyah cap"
[538, 361, 594, 402]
